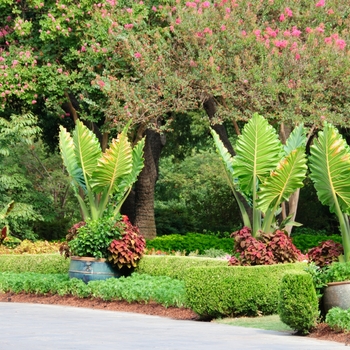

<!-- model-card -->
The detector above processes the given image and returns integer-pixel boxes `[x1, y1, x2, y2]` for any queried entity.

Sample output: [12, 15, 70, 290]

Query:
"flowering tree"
[1, 0, 349, 237]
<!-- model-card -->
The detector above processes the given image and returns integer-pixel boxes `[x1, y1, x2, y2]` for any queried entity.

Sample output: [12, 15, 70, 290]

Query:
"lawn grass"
[214, 314, 293, 333]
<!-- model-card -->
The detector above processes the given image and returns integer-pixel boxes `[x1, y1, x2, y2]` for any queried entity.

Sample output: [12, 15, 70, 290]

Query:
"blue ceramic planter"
[69, 256, 127, 283]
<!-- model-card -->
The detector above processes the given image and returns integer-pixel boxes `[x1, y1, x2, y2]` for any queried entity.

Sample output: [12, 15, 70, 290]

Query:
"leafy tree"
[155, 150, 241, 235]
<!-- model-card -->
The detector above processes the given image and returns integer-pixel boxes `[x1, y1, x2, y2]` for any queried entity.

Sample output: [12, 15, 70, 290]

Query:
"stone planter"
[323, 281, 350, 314]
[69, 256, 131, 283]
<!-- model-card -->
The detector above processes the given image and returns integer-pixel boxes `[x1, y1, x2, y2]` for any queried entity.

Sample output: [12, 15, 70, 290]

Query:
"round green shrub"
[278, 271, 319, 334]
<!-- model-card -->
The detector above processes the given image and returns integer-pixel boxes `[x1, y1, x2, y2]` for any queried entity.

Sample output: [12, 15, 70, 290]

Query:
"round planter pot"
[323, 281, 350, 314]
[69, 256, 132, 283]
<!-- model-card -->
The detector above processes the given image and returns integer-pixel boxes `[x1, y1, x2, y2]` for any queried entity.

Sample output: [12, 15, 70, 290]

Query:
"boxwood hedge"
[184, 262, 307, 318]
[136, 255, 227, 280]
[146, 233, 233, 254]
[0, 254, 69, 274]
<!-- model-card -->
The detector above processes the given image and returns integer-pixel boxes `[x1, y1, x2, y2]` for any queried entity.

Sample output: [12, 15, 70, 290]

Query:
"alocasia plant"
[59, 120, 145, 221]
[309, 122, 350, 262]
[212, 113, 308, 236]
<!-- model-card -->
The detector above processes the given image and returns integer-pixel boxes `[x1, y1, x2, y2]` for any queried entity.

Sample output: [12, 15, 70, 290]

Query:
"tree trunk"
[203, 96, 253, 226]
[123, 128, 165, 239]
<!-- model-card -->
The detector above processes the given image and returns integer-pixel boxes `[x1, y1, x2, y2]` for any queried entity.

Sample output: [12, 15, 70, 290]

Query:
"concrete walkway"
[0, 303, 346, 349]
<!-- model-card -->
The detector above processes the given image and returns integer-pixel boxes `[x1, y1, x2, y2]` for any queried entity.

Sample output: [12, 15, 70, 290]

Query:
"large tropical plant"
[59, 120, 145, 221]
[309, 122, 350, 262]
[211, 113, 308, 237]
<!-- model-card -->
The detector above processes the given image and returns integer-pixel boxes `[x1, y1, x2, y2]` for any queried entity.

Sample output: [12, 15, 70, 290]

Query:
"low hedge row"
[0, 272, 187, 308]
[0, 254, 227, 279]
[0, 254, 69, 274]
[146, 233, 233, 254]
[135, 256, 227, 280]
[184, 263, 307, 318]
[292, 234, 342, 253]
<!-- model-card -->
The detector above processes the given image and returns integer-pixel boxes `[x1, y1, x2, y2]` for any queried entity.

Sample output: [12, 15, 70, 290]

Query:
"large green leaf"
[210, 128, 251, 228]
[309, 122, 350, 215]
[112, 137, 146, 214]
[257, 147, 307, 214]
[233, 113, 283, 195]
[91, 131, 133, 194]
[73, 120, 102, 187]
[59, 126, 85, 191]
[284, 124, 307, 156]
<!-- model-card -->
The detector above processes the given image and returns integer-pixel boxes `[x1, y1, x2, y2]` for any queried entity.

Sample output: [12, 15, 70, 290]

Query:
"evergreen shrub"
[278, 271, 319, 334]
[135, 255, 227, 280]
[184, 263, 306, 318]
[292, 234, 342, 253]
[146, 233, 233, 255]
[0, 254, 69, 274]
[326, 307, 350, 332]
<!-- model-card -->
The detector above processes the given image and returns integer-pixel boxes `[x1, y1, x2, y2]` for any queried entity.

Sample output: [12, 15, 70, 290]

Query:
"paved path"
[0, 303, 346, 349]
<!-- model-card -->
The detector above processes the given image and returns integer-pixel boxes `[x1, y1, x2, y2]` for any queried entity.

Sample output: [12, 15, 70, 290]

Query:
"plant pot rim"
[327, 280, 350, 287]
[71, 256, 107, 262]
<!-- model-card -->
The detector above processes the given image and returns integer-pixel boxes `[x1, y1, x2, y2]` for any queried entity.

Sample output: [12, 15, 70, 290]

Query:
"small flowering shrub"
[308, 240, 344, 267]
[229, 227, 303, 266]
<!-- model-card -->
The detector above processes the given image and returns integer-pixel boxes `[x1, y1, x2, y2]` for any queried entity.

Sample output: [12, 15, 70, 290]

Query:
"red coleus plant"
[107, 216, 146, 269]
[229, 227, 303, 266]
[308, 240, 343, 268]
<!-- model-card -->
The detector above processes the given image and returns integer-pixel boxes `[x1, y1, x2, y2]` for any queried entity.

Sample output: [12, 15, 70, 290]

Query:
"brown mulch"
[0, 292, 199, 320]
[0, 292, 348, 344]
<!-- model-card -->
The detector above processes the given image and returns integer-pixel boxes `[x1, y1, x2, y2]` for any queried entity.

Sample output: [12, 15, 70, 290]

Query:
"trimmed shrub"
[146, 233, 233, 255]
[292, 234, 342, 253]
[184, 263, 306, 318]
[278, 271, 319, 334]
[0, 254, 69, 274]
[135, 255, 227, 280]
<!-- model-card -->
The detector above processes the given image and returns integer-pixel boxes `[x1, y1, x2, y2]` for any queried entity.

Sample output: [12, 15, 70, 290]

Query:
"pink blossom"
[126, 8, 132, 13]
[225, 7, 230, 13]
[327, 9, 334, 15]
[241, 30, 246, 36]
[283, 30, 291, 37]
[201, 1, 210, 8]
[31, 100, 37, 104]
[305, 27, 312, 34]
[279, 13, 285, 22]
[336, 39, 346, 50]
[315, 0, 325, 7]
[315, 27, 324, 33]
[57, 68, 63, 73]
[97, 80, 105, 88]
[274, 40, 288, 48]
[285, 7, 293, 17]
[186, 2, 197, 7]
[152, 6, 157, 11]
[324, 37, 332, 44]
[265, 27, 278, 38]
[295, 53, 301, 60]
[175, 18, 181, 24]
[220, 25, 226, 31]
[203, 27, 213, 35]
[169, 25, 174, 32]
[124, 24, 134, 29]
[134, 52, 142, 58]
[81, 46, 86, 52]
[190, 60, 197, 67]
[291, 27, 301, 37]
